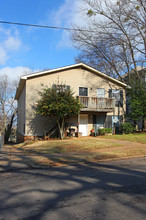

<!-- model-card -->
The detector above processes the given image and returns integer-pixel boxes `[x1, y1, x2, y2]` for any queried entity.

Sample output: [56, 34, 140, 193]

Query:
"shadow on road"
[0, 145, 146, 219]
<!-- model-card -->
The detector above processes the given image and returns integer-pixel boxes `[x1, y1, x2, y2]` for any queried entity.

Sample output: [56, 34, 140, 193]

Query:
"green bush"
[99, 128, 112, 135]
[121, 122, 134, 134]
[99, 128, 105, 135]
[105, 128, 112, 133]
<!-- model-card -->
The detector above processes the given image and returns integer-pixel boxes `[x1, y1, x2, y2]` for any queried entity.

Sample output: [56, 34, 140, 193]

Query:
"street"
[0, 157, 146, 220]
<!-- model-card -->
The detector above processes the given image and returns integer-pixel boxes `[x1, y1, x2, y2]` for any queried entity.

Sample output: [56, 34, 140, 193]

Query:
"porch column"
[77, 114, 80, 138]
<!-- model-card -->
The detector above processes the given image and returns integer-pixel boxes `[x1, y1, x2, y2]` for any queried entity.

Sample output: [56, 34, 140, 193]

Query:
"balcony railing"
[78, 96, 115, 111]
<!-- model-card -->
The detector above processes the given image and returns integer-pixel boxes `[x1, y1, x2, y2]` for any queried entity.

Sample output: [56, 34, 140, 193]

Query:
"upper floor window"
[52, 84, 70, 92]
[79, 87, 88, 96]
[97, 88, 105, 98]
[109, 89, 123, 107]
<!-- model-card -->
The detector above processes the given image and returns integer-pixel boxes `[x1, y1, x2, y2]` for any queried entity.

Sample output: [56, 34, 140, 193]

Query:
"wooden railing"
[78, 96, 115, 110]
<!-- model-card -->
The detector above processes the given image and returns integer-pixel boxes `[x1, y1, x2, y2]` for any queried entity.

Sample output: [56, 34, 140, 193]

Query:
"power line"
[0, 20, 128, 36]
[0, 20, 87, 32]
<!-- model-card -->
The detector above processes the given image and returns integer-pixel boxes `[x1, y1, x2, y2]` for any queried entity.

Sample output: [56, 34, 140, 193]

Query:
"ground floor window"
[105, 115, 123, 133]
[93, 114, 105, 131]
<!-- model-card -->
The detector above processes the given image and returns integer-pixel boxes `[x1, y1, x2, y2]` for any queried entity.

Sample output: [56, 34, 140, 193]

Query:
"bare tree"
[72, 0, 146, 80]
[0, 75, 17, 143]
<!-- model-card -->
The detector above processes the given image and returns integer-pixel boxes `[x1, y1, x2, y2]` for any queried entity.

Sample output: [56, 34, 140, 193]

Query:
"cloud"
[0, 47, 8, 65]
[4, 36, 22, 51]
[49, 0, 85, 26]
[0, 66, 33, 81]
[45, 0, 117, 49]
[51, 0, 77, 26]
[0, 27, 22, 65]
[57, 31, 71, 48]
[44, 0, 84, 49]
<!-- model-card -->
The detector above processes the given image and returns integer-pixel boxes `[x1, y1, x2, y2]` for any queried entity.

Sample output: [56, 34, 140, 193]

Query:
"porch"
[77, 96, 115, 112]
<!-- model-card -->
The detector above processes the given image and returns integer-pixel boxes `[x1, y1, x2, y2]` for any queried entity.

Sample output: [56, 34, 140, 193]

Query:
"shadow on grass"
[0, 143, 120, 169]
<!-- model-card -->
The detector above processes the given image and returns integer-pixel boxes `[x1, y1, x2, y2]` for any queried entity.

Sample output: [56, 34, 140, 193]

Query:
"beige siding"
[26, 68, 124, 97]
[25, 115, 56, 136]
[22, 68, 126, 136]
[17, 84, 26, 135]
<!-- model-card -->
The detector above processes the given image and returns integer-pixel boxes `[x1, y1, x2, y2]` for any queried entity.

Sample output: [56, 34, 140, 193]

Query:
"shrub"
[105, 128, 112, 133]
[121, 122, 134, 134]
[99, 128, 105, 135]
[99, 128, 112, 135]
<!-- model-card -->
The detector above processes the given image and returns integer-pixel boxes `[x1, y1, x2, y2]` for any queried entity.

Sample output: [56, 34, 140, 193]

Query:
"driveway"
[0, 157, 146, 220]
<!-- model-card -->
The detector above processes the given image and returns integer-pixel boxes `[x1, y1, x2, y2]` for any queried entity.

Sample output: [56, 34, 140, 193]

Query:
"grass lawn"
[17, 138, 121, 153]
[12, 135, 146, 167]
[99, 133, 146, 144]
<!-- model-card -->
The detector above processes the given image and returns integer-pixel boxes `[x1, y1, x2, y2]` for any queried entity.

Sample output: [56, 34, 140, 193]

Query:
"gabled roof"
[15, 63, 128, 99]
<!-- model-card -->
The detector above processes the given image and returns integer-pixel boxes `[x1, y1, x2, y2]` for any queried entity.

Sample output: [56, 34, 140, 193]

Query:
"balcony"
[78, 96, 115, 112]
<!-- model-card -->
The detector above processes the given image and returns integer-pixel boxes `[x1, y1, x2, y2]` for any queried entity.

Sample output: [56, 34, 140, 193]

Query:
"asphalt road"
[0, 157, 146, 220]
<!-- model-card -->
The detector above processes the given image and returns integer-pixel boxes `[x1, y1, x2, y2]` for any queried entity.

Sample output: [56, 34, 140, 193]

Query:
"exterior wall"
[16, 130, 24, 143]
[17, 84, 26, 138]
[20, 67, 126, 137]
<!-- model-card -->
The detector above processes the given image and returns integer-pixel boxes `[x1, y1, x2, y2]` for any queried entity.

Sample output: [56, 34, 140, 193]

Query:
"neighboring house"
[121, 66, 146, 84]
[15, 63, 128, 142]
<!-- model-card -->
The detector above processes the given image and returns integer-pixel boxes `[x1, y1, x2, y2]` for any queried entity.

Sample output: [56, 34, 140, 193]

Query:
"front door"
[79, 114, 88, 136]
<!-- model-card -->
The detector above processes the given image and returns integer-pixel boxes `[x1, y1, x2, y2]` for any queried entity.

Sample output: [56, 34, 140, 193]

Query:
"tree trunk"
[142, 117, 146, 132]
[134, 120, 137, 131]
[57, 117, 65, 139]
[143, 118, 146, 131]
[4, 112, 15, 143]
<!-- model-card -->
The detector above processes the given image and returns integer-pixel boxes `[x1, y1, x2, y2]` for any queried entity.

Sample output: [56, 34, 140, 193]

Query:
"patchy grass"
[100, 133, 146, 144]
[12, 136, 146, 167]
[16, 138, 121, 154]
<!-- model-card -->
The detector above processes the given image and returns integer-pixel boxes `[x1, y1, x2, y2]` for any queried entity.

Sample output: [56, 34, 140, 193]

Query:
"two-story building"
[15, 63, 128, 142]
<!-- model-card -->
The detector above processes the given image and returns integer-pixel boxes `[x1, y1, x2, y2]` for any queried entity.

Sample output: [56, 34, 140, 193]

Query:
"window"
[111, 90, 120, 100]
[109, 89, 123, 107]
[52, 84, 70, 92]
[79, 87, 88, 96]
[97, 88, 105, 98]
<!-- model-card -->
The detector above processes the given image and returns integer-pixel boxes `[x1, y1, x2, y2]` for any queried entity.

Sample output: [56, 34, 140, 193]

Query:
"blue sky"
[0, 0, 83, 80]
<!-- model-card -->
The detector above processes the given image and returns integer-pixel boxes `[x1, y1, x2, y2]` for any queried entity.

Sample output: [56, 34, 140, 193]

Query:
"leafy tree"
[0, 75, 17, 143]
[36, 85, 81, 139]
[121, 122, 134, 134]
[72, 0, 145, 80]
[127, 76, 146, 130]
